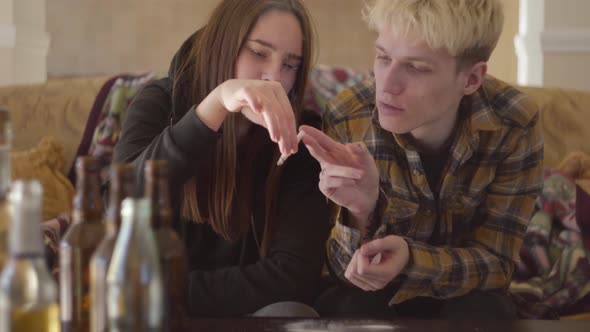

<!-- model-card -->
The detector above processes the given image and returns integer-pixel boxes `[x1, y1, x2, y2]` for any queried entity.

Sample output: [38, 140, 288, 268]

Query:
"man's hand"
[344, 235, 410, 291]
[299, 125, 379, 229]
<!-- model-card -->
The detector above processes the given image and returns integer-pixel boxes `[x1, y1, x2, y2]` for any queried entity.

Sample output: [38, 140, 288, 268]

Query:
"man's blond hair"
[363, 0, 504, 65]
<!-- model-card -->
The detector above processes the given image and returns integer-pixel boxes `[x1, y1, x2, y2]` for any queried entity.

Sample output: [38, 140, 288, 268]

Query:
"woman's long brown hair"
[173, 0, 315, 256]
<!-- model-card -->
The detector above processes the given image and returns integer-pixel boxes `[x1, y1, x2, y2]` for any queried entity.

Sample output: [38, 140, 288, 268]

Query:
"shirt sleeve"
[323, 102, 365, 283]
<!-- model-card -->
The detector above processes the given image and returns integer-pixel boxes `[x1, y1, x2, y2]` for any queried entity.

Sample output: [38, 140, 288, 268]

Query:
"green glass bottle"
[145, 160, 187, 331]
[60, 157, 106, 332]
[0, 109, 12, 271]
[107, 197, 163, 332]
[90, 164, 135, 332]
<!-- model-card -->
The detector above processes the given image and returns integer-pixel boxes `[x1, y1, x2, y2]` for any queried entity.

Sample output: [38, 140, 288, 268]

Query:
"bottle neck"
[146, 178, 172, 229]
[0, 144, 11, 198]
[106, 182, 134, 233]
[119, 198, 154, 243]
[73, 174, 103, 223]
[0, 111, 11, 197]
[9, 185, 43, 256]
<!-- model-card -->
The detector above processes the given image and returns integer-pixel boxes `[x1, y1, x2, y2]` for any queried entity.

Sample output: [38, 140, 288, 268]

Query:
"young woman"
[113, 0, 329, 317]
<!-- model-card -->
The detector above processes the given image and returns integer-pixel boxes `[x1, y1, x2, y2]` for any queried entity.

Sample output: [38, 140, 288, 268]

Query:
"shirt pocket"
[381, 196, 419, 237]
[444, 190, 486, 245]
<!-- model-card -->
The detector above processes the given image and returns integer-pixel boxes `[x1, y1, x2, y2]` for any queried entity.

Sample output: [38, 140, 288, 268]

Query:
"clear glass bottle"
[0, 109, 12, 271]
[144, 160, 187, 331]
[90, 164, 135, 332]
[0, 180, 59, 332]
[107, 197, 163, 332]
[60, 157, 106, 332]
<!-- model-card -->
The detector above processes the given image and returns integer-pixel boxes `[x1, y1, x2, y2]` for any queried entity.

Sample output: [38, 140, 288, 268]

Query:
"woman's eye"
[250, 48, 267, 58]
[283, 63, 300, 71]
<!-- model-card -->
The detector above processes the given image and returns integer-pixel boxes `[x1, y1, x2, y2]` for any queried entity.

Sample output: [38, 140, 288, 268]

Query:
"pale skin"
[195, 10, 303, 156]
[301, 27, 487, 291]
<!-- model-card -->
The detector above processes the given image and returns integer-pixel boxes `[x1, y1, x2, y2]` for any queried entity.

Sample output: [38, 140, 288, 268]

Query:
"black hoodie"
[113, 33, 330, 316]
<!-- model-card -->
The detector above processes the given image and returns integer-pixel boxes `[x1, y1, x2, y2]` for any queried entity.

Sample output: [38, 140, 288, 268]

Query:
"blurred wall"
[543, 0, 590, 91]
[46, 0, 518, 83]
[0, 0, 49, 86]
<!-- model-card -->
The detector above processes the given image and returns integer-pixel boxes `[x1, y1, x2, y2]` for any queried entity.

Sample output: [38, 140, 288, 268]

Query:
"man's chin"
[378, 117, 412, 135]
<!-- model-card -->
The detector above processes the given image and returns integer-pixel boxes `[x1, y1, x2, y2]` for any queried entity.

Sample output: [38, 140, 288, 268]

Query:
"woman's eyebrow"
[248, 39, 302, 61]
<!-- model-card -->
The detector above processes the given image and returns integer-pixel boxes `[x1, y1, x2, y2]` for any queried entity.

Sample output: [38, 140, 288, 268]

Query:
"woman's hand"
[195, 79, 298, 156]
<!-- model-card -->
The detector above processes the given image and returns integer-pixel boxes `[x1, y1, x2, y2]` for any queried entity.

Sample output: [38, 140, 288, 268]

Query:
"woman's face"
[234, 10, 303, 94]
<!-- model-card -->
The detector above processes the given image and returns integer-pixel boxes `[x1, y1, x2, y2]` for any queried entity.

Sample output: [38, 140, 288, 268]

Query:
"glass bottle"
[106, 197, 163, 332]
[145, 160, 187, 331]
[90, 164, 135, 332]
[0, 180, 59, 332]
[0, 109, 11, 271]
[60, 156, 106, 332]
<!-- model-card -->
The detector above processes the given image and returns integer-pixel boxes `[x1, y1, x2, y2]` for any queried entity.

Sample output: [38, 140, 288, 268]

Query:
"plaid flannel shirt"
[325, 76, 544, 305]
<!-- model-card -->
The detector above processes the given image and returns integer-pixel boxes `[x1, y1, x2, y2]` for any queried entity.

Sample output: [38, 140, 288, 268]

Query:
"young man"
[300, 0, 543, 319]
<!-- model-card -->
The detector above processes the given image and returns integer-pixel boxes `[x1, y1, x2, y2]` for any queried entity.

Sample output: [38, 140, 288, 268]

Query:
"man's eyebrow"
[248, 39, 302, 61]
[374, 43, 434, 64]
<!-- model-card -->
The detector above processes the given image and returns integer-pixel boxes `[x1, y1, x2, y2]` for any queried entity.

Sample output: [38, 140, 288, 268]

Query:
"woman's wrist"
[194, 88, 228, 131]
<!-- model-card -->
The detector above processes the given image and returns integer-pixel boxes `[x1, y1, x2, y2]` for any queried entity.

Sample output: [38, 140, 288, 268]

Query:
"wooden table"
[182, 318, 589, 332]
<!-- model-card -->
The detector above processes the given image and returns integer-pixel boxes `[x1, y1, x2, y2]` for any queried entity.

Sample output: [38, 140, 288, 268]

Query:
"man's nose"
[383, 64, 405, 94]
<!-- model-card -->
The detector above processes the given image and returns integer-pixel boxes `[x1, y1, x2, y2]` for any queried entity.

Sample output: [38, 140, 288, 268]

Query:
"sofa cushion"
[0, 77, 108, 176]
[510, 87, 590, 168]
[11, 136, 75, 220]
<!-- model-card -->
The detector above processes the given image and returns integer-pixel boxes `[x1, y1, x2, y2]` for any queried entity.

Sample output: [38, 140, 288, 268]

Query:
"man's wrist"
[345, 207, 376, 242]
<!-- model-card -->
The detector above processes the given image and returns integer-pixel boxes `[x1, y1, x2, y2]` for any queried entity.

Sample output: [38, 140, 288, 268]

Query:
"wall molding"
[515, 0, 545, 86]
[541, 29, 590, 52]
[0, 24, 16, 48]
[14, 28, 51, 56]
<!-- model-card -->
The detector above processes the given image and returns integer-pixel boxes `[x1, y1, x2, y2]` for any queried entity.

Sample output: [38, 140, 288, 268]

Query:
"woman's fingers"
[273, 87, 297, 154]
[225, 80, 300, 156]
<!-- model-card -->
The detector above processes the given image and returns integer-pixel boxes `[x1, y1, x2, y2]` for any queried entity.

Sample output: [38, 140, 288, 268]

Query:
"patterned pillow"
[304, 64, 373, 115]
[88, 73, 157, 182]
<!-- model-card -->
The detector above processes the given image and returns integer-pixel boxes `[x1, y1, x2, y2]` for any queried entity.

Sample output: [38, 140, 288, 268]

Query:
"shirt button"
[412, 169, 423, 176]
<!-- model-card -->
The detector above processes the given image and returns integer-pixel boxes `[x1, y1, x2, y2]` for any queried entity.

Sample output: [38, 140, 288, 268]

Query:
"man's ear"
[462, 62, 487, 95]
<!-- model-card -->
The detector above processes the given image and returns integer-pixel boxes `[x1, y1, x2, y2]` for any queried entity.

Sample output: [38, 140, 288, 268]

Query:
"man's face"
[373, 28, 470, 147]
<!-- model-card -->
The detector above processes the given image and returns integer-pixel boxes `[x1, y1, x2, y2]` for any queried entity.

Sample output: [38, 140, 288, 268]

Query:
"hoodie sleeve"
[113, 78, 220, 196]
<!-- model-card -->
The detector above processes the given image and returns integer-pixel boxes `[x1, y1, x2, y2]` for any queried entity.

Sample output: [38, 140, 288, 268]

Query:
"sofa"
[1, 67, 589, 319]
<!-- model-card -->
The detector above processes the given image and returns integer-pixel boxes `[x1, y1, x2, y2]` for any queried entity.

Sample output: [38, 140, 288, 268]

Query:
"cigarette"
[277, 131, 305, 166]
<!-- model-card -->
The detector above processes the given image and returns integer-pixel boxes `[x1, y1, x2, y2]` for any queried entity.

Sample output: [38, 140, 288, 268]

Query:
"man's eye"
[407, 64, 430, 73]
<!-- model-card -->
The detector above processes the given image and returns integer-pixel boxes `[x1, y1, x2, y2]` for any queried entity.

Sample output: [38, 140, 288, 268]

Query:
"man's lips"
[377, 101, 405, 114]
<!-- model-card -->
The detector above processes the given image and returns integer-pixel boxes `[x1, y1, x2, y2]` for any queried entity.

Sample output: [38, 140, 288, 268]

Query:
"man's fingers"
[345, 251, 373, 291]
[319, 177, 356, 192]
[356, 252, 390, 281]
[321, 165, 363, 180]
[302, 134, 332, 165]
[360, 237, 395, 257]
[299, 125, 343, 152]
